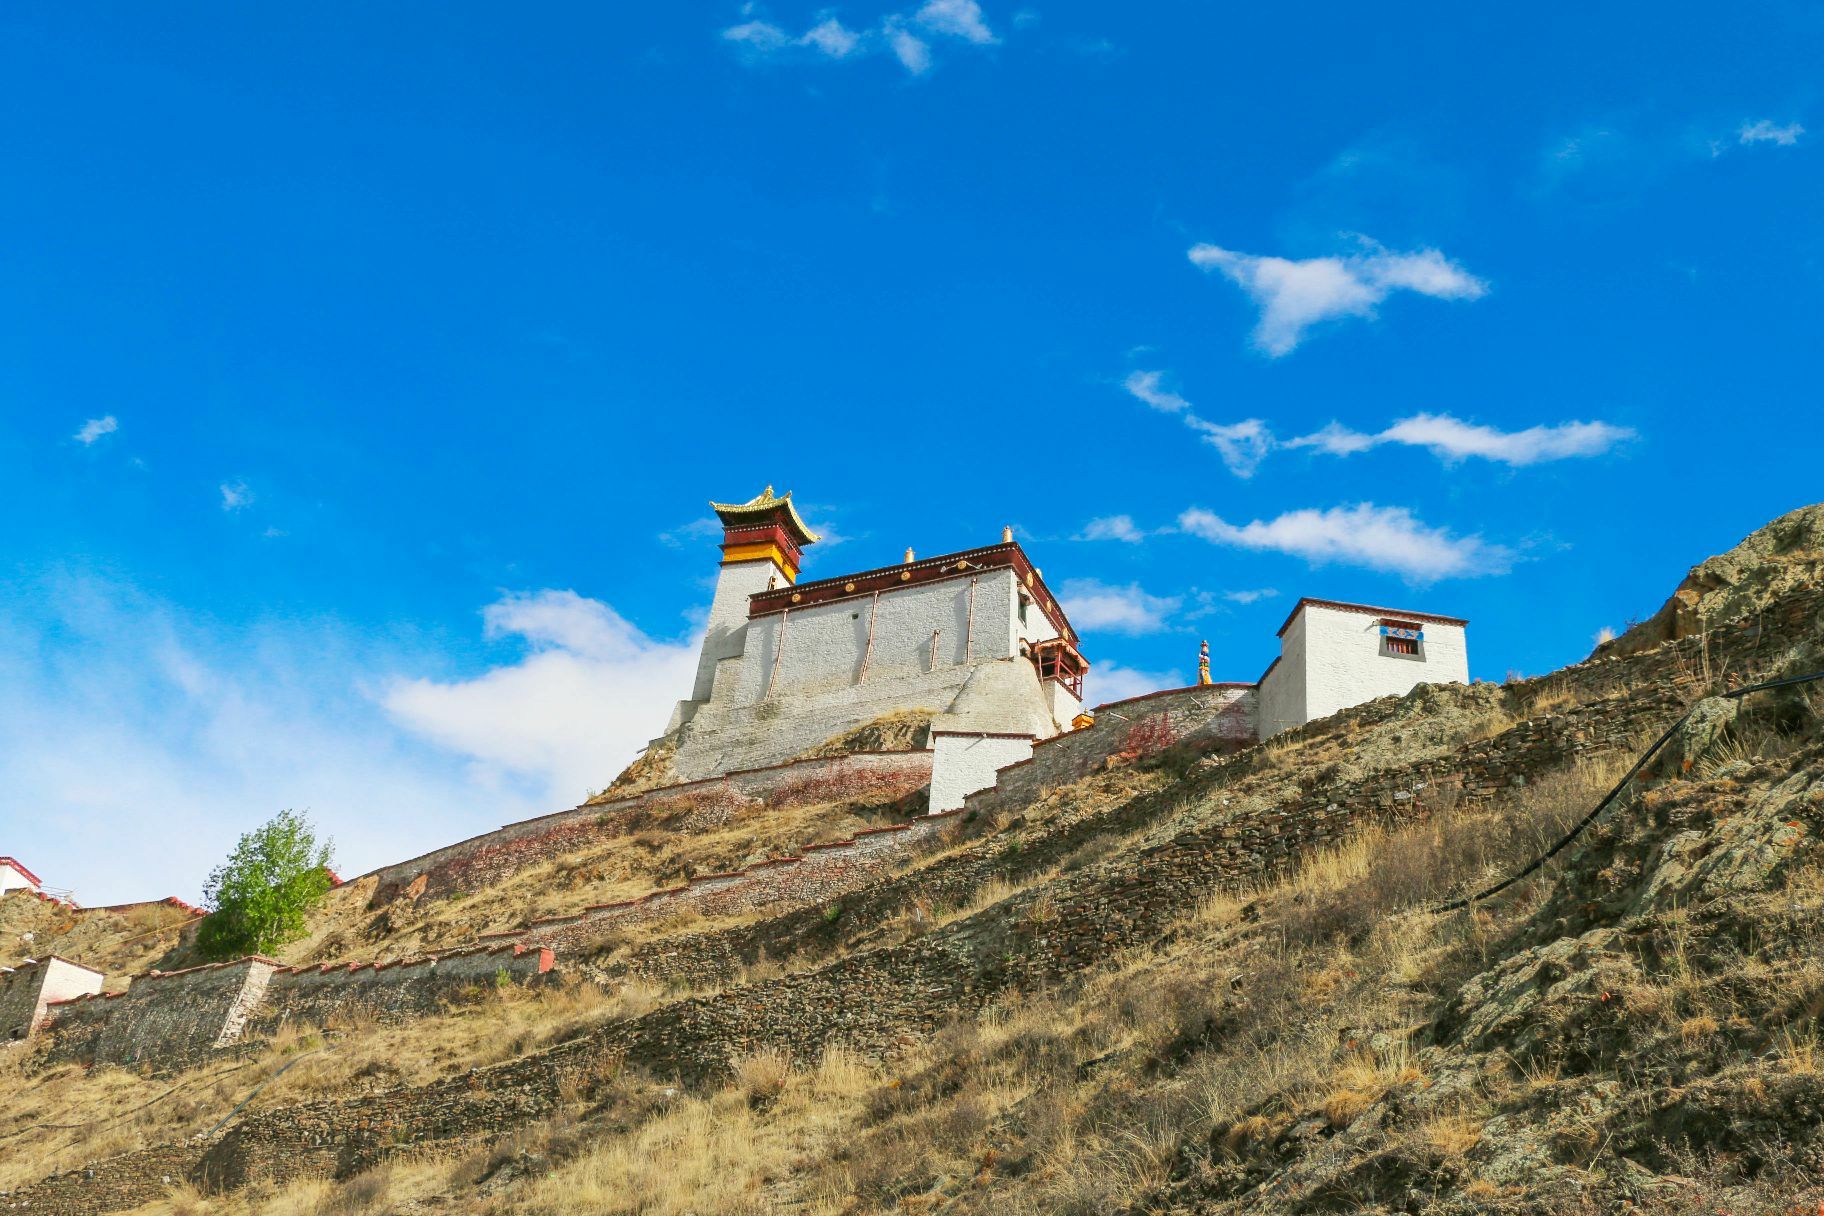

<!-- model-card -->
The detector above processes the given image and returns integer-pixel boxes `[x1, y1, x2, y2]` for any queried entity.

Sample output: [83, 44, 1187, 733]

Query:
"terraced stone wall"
[961, 684, 1255, 822]
[40, 945, 556, 1074]
[246, 944, 554, 1035]
[364, 749, 934, 905]
[44, 957, 277, 1072]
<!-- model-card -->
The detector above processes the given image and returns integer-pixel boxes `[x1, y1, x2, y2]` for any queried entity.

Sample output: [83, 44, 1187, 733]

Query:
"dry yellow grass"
[0, 976, 646, 1189]
[1419, 1113, 1485, 1156]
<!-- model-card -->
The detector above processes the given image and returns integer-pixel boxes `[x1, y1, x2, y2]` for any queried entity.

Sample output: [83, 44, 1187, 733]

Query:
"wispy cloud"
[1079, 514, 1148, 543]
[720, 1, 998, 75]
[1222, 588, 1278, 605]
[219, 480, 253, 511]
[74, 415, 119, 445]
[1177, 503, 1512, 582]
[1058, 579, 1181, 635]
[659, 517, 723, 549]
[1739, 118, 1805, 147]
[915, 0, 997, 43]
[1123, 371, 1271, 477]
[1188, 238, 1486, 356]
[1123, 372, 1632, 475]
[1286, 413, 1635, 466]
[0, 577, 696, 904]
[1086, 661, 1182, 706]
[383, 591, 698, 809]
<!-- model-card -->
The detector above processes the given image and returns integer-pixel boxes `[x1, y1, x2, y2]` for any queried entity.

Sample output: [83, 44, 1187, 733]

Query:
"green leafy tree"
[197, 809, 335, 959]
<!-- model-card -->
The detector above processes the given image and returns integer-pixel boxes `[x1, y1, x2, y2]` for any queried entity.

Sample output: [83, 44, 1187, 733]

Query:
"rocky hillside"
[1599, 501, 1824, 658]
[3, 505, 1822, 1215]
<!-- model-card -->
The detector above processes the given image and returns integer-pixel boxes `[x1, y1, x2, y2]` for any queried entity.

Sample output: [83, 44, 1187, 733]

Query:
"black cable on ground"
[1429, 667, 1824, 915]
[202, 1047, 333, 1138]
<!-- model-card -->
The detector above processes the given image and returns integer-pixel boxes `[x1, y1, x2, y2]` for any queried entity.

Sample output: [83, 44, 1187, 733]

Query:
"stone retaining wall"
[961, 684, 1255, 822]
[40, 944, 554, 1073]
[364, 750, 934, 905]
[247, 944, 554, 1036]
[44, 956, 279, 1072]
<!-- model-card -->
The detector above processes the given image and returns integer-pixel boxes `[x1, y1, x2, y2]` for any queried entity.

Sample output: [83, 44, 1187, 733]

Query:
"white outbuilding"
[1257, 598, 1470, 737]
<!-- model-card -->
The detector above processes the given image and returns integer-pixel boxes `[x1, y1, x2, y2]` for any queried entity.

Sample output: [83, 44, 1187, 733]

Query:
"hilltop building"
[1256, 599, 1470, 737]
[657, 486, 1469, 813]
[665, 488, 1087, 809]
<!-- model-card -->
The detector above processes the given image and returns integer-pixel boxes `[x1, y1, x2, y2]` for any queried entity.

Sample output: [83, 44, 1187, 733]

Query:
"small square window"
[1379, 620, 1426, 661]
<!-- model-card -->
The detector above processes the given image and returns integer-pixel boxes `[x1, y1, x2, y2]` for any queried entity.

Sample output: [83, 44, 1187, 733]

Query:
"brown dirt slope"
[0, 895, 198, 988]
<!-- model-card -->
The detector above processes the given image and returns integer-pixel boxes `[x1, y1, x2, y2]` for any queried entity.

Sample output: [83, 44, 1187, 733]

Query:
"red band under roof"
[748, 541, 1078, 645]
[1275, 597, 1469, 638]
[0, 856, 42, 886]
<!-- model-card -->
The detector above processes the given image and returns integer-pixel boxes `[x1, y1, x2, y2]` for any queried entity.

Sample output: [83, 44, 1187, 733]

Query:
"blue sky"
[2, 4, 1818, 902]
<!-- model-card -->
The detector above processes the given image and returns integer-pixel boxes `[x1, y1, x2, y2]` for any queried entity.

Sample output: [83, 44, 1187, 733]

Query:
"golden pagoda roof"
[708, 485, 821, 544]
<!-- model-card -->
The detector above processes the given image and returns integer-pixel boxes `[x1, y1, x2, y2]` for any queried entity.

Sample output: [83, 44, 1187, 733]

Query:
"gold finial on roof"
[904, 547, 916, 564]
[1002, 525, 1014, 543]
[1197, 639, 1212, 686]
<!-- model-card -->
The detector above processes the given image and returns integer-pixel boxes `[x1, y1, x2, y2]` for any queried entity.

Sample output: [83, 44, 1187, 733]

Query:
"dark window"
[1379, 620, 1426, 661]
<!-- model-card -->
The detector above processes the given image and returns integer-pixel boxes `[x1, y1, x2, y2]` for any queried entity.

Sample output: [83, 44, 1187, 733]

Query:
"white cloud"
[1284, 420, 1379, 456]
[801, 17, 862, 56]
[1058, 579, 1181, 636]
[74, 415, 119, 445]
[1123, 370, 1271, 477]
[0, 577, 681, 905]
[1222, 588, 1278, 604]
[885, 19, 933, 72]
[0, 576, 701, 906]
[219, 480, 253, 511]
[724, 13, 862, 59]
[915, 0, 997, 43]
[1177, 503, 1512, 582]
[722, 18, 791, 52]
[1079, 514, 1147, 543]
[1186, 417, 1273, 478]
[720, 3, 999, 75]
[1123, 368, 1191, 415]
[1739, 119, 1804, 147]
[1187, 240, 1487, 356]
[1085, 661, 1182, 706]
[1123, 369, 1628, 475]
[1286, 413, 1635, 466]
[383, 590, 698, 809]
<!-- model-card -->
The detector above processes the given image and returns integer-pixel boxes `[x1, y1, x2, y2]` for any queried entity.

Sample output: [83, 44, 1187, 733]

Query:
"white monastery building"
[658, 486, 1471, 814]
[1256, 599, 1470, 738]
[666, 488, 1089, 809]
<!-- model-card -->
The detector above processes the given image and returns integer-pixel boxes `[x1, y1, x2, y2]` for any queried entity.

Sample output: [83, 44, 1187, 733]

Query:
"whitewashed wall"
[1261, 604, 1467, 736]
[1302, 605, 1467, 720]
[734, 569, 1022, 706]
[1257, 611, 1309, 737]
[676, 555, 789, 723]
[667, 563, 1081, 783]
[929, 732, 1035, 813]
